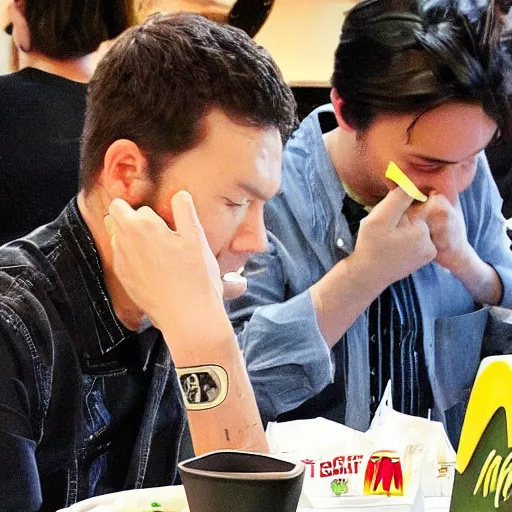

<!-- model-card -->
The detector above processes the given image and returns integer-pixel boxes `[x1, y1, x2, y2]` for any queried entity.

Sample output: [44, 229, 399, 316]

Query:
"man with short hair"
[0, 12, 296, 511]
[227, 0, 512, 447]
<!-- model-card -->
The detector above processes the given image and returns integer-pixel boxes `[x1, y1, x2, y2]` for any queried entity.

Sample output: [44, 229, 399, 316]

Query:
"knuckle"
[430, 205, 450, 223]
[414, 221, 430, 239]
[132, 214, 157, 234]
[359, 216, 372, 231]
[136, 217, 153, 231]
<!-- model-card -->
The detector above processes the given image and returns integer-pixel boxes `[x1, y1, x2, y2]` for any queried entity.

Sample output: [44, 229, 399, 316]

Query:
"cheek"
[201, 220, 226, 256]
[202, 211, 243, 256]
[457, 162, 478, 193]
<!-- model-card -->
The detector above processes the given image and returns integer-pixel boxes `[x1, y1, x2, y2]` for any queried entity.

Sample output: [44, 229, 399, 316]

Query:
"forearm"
[186, 348, 268, 455]
[162, 321, 268, 455]
[450, 243, 503, 306]
[239, 291, 333, 421]
[310, 255, 386, 349]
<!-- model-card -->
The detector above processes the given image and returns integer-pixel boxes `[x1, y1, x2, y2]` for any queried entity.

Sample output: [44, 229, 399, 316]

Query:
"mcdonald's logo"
[363, 450, 404, 496]
[450, 357, 512, 511]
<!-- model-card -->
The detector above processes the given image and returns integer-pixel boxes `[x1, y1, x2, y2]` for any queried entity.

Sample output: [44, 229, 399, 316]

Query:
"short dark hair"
[24, 0, 134, 59]
[332, 0, 512, 139]
[79, 13, 297, 191]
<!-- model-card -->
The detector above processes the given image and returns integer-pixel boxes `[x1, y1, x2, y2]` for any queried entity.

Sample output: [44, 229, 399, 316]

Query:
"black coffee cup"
[178, 450, 305, 512]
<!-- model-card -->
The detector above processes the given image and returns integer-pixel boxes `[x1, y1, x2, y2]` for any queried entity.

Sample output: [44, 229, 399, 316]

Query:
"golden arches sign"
[451, 358, 512, 510]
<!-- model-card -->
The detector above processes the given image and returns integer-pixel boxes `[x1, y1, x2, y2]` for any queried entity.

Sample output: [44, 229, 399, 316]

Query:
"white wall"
[0, 32, 10, 75]
[255, 0, 352, 85]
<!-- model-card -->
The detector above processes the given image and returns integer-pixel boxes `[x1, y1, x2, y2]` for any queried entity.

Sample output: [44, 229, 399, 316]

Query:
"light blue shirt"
[228, 105, 512, 447]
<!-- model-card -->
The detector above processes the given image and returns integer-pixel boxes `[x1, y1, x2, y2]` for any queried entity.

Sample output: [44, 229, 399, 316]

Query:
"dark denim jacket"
[0, 199, 186, 511]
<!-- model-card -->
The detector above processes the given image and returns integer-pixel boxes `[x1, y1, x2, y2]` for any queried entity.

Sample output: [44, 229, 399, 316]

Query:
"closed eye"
[223, 198, 251, 209]
[411, 162, 444, 172]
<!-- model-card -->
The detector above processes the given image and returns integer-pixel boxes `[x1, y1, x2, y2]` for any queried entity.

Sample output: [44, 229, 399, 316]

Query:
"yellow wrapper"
[385, 161, 427, 202]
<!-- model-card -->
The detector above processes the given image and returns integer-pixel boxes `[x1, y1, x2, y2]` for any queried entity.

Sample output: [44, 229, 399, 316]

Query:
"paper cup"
[178, 450, 305, 512]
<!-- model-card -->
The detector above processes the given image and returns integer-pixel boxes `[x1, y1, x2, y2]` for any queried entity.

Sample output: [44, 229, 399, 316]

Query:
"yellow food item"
[385, 161, 428, 202]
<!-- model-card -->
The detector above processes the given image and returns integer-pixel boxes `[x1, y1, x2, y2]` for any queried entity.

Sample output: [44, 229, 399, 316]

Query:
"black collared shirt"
[0, 199, 186, 511]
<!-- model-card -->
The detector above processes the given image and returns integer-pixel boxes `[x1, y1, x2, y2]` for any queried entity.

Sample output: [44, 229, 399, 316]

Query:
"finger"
[136, 205, 168, 222]
[427, 191, 453, 210]
[407, 201, 430, 224]
[107, 198, 139, 240]
[107, 197, 137, 227]
[109, 199, 169, 237]
[135, 205, 172, 235]
[222, 272, 248, 300]
[397, 214, 410, 228]
[171, 190, 206, 241]
[370, 187, 415, 227]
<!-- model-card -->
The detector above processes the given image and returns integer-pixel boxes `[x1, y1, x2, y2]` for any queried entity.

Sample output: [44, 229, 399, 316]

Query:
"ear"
[330, 88, 356, 133]
[9, 0, 31, 53]
[101, 139, 154, 205]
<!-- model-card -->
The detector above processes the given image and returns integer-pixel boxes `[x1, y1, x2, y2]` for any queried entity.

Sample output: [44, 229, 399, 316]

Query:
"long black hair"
[332, 0, 512, 140]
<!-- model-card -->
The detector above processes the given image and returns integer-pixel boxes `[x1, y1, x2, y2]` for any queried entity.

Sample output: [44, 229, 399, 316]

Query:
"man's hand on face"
[105, 191, 233, 356]
[353, 187, 437, 290]
[408, 192, 470, 272]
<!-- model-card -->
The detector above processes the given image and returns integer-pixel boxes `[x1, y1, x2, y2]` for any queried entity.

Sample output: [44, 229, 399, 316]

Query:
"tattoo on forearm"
[175, 364, 229, 410]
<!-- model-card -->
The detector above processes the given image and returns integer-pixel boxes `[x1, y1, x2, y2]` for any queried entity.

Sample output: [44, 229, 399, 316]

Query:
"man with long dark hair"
[228, 0, 512, 448]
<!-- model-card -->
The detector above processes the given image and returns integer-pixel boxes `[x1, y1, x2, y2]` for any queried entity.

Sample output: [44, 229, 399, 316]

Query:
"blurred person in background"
[486, 26, 512, 230]
[0, 0, 134, 245]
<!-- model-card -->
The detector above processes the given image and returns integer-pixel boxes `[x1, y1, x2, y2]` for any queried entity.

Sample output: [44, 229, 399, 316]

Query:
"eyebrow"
[238, 181, 275, 201]
[411, 144, 489, 166]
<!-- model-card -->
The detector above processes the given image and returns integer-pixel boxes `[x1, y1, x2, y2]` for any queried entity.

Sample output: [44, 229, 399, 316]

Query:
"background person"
[0, 0, 134, 245]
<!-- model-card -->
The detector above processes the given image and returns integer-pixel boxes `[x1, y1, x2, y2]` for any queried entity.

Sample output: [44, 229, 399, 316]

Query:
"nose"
[427, 164, 468, 206]
[440, 167, 459, 206]
[230, 204, 269, 255]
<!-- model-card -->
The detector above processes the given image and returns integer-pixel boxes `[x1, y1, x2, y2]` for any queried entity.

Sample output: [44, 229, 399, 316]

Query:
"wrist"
[444, 241, 475, 279]
[343, 252, 389, 296]
[161, 317, 238, 368]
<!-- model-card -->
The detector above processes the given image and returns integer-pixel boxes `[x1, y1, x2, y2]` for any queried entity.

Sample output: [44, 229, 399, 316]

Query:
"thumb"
[171, 191, 206, 241]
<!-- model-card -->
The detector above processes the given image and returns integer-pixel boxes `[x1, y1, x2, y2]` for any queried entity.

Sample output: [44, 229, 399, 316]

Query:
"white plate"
[57, 485, 189, 512]
[57, 485, 450, 512]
